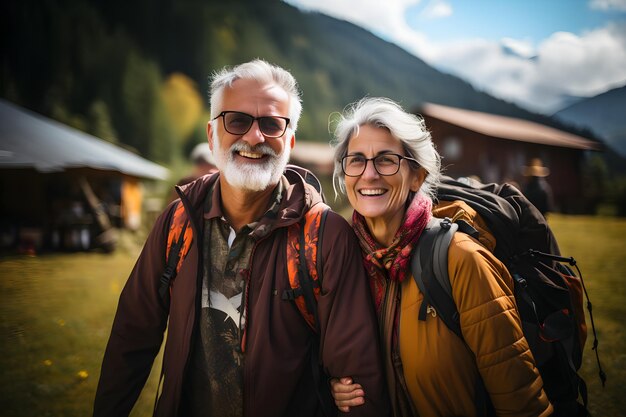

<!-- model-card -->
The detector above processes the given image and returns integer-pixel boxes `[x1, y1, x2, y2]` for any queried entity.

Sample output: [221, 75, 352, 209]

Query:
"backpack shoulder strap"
[283, 202, 330, 333]
[412, 217, 496, 416]
[299, 203, 334, 417]
[160, 200, 193, 302]
[411, 217, 462, 338]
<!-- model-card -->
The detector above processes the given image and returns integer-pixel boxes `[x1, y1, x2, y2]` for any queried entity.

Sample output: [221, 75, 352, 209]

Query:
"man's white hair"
[209, 59, 302, 134]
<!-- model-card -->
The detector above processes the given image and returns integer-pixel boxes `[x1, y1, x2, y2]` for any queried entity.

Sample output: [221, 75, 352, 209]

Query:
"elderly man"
[93, 60, 388, 417]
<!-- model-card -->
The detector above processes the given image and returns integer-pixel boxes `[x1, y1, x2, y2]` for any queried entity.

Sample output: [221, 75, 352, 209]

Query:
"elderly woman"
[330, 98, 552, 417]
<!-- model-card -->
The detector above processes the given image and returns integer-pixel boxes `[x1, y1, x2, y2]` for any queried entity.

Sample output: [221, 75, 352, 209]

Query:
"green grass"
[0, 238, 162, 417]
[0, 214, 624, 416]
[548, 214, 626, 417]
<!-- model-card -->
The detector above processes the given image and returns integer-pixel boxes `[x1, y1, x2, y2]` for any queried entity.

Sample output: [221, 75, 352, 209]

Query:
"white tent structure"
[0, 99, 168, 179]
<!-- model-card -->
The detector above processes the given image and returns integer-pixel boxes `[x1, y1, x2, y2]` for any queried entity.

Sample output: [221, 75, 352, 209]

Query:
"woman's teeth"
[360, 189, 385, 196]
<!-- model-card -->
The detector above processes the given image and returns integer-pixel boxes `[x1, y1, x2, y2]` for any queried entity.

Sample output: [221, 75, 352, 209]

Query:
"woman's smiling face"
[345, 124, 424, 227]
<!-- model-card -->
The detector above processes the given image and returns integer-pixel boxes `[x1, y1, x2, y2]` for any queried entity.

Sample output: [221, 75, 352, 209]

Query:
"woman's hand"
[330, 377, 366, 412]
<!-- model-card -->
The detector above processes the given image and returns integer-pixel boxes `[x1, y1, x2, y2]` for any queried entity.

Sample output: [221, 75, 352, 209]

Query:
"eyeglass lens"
[223, 112, 288, 138]
[343, 154, 402, 176]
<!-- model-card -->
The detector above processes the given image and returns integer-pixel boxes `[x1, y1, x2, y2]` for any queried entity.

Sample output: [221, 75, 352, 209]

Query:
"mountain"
[552, 94, 586, 112]
[554, 85, 626, 157]
[1, 0, 594, 162]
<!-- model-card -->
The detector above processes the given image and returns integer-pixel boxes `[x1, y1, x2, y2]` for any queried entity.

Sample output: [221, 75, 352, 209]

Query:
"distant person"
[179, 142, 219, 185]
[168, 142, 219, 202]
[94, 59, 388, 417]
[523, 158, 555, 216]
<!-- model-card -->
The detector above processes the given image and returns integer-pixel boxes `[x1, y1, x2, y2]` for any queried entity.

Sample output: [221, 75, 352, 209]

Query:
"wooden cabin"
[0, 99, 169, 252]
[418, 103, 601, 213]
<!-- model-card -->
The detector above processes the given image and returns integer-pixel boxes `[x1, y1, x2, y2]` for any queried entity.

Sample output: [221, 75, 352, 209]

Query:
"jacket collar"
[174, 167, 323, 231]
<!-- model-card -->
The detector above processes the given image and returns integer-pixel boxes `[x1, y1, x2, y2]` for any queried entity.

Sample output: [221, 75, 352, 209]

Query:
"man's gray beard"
[213, 130, 290, 192]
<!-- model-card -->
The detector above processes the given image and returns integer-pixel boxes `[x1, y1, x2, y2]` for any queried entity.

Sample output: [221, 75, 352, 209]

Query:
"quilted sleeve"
[448, 233, 553, 417]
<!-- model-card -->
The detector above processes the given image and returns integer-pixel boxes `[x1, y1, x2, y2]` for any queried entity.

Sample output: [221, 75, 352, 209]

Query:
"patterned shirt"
[183, 179, 284, 417]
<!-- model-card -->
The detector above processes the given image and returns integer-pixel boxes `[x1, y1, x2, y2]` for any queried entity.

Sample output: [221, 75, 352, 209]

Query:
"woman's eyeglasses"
[213, 111, 290, 138]
[341, 153, 420, 177]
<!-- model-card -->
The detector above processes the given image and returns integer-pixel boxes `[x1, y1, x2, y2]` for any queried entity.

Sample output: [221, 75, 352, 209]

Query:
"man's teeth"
[360, 189, 385, 196]
[238, 151, 263, 159]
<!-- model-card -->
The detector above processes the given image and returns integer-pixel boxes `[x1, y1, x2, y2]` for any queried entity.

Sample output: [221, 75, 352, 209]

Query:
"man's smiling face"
[209, 78, 294, 192]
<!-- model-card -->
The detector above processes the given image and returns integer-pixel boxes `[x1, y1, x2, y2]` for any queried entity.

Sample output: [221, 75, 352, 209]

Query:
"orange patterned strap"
[166, 201, 194, 275]
[285, 203, 330, 332]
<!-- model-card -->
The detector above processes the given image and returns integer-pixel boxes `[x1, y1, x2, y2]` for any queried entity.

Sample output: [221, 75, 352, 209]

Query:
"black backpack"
[412, 176, 606, 416]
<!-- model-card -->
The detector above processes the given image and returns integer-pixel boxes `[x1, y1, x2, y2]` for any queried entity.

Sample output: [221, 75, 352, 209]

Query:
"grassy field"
[0, 235, 162, 417]
[0, 214, 624, 416]
[549, 215, 626, 416]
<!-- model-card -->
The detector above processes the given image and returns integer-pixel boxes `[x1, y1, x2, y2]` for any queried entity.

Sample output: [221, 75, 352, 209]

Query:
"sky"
[285, 0, 626, 114]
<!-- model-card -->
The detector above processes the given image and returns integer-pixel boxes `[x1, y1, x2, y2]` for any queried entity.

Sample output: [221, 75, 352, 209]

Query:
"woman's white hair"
[209, 59, 302, 133]
[331, 97, 441, 202]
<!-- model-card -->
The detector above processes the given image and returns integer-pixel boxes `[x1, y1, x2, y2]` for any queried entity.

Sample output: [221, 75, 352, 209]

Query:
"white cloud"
[417, 38, 543, 105]
[590, 0, 626, 11]
[285, 0, 433, 62]
[422, 23, 626, 113]
[284, 0, 421, 41]
[421, 0, 453, 19]
[285, 0, 626, 113]
[536, 26, 626, 96]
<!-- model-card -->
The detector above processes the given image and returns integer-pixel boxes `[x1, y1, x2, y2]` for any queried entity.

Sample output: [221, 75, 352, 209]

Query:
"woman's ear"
[410, 167, 427, 193]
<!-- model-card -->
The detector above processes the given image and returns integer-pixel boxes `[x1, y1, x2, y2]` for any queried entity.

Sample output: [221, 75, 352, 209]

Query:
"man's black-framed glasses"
[341, 153, 420, 177]
[213, 111, 290, 138]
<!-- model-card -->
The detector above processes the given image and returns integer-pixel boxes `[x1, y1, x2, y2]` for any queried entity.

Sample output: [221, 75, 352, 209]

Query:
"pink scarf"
[352, 194, 432, 312]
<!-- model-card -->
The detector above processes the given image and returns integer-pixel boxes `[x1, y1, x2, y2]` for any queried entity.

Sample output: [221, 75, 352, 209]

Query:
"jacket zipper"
[241, 226, 294, 417]
[241, 238, 263, 417]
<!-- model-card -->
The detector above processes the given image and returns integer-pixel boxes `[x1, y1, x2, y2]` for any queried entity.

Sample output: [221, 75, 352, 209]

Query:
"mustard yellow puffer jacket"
[398, 232, 553, 417]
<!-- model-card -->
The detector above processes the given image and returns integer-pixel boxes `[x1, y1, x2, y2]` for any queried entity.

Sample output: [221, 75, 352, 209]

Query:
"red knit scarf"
[352, 194, 432, 312]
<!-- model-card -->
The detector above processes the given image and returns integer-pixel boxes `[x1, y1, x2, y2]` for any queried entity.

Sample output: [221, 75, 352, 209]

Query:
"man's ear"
[289, 133, 295, 149]
[207, 121, 214, 151]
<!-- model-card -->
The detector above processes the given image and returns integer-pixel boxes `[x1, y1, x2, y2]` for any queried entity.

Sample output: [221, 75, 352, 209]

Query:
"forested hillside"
[1, 0, 584, 163]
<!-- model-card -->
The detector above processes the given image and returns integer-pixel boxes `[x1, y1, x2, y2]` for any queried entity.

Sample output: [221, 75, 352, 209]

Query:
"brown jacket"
[94, 172, 389, 417]
[397, 232, 553, 417]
